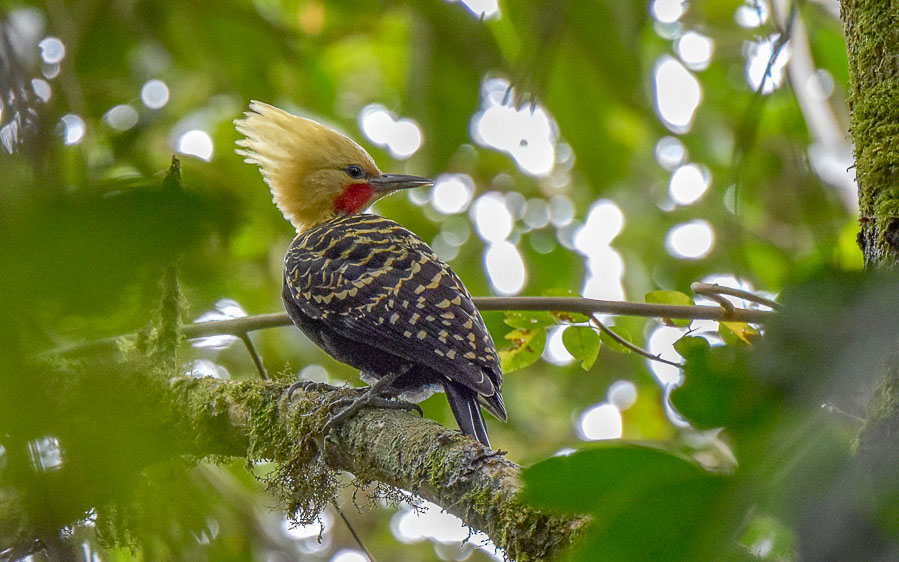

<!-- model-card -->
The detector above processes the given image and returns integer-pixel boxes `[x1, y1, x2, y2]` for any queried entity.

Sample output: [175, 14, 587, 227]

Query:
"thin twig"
[755, 5, 796, 96]
[692, 285, 736, 316]
[334, 504, 376, 562]
[589, 316, 684, 368]
[729, 2, 797, 220]
[691, 282, 782, 311]
[239, 332, 268, 380]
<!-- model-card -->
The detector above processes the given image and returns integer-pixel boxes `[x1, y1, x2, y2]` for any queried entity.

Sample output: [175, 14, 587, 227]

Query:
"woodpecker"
[235, 101, 506, 446]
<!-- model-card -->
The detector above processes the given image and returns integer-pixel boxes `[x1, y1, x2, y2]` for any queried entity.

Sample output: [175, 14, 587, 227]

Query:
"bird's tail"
[444, 381, 491, 447]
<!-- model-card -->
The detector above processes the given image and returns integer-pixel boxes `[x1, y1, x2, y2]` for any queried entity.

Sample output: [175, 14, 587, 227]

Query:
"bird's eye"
[345, 165, 366, 179]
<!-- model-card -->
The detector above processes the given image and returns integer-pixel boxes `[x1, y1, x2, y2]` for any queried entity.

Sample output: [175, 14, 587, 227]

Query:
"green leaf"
[498, 328, 547, 372]
[673, 335, 711, 358]
[645, 289, 694, 306]
[503, 310, 557, 329]
[598, 326, 633, 354]
[669, 341, 771, 429]
[542, 288, 581, 297]
[718, 322, 760, 346]
[645, 290, 695, 327]
[542, 288, 590, 322]
[562, 326, 600, 370]
[739, 515, 796, 560]
[522, 444, 737, 561]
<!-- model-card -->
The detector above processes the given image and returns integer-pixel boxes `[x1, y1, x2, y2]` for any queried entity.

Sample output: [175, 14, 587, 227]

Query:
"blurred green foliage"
[1, 0, 888, 560]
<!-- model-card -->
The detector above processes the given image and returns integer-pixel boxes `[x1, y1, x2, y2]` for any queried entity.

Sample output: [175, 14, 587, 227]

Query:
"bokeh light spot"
[736, 0, 769, 28]
[359, 104, 422, 159]
[544, 326, 575, 365]
[654, 56, 702, 133]
[431, 174, 475, 215]
[186, 359, 230, 379]
[522, 198, 550, 229]
[608, 380, 638, 410]
[676, 31, 714, 71]
[330, 550, 368, 562]
[651, 0, 686, 23]
[38, 37, 65, 64]
[669, 163, 711, 205]
[283, 510, 333, 540]
[31, 79, 51, 102]
[665, 220, 715, 259]
[104, 104, 139, 131]
[574, 200, 625, 252]
[472, 78, 556, 177]
[647, 326, 685, 385]
[60, 114, 85, 145]
[177, 129, 214, 161]
[141, 79, 170, 109]
[485, 241, 526, 295]
[472, 192, 513, 243]
[193, 299, 246, 349]
[655, 136, 686, 170]
[578, 403, 623, 440]
[548, 195, 574, 227]
[746, 36, 791, 94]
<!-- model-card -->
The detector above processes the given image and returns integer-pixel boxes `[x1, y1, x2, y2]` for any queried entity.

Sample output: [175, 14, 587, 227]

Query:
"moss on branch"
[172, 377, 589, 559]
[3, 363, 585, 560]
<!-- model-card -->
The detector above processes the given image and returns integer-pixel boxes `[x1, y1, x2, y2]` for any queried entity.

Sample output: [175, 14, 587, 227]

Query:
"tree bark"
[840, 0, 899, 267]
[823, 1, 899, 558]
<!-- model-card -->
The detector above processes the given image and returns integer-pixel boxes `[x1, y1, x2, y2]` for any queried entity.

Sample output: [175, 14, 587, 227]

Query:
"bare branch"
[50, 296, 775, 358]
[691, 283, 782, 311]
[239, 332, 269, 380]
[589, 315, 684, 368]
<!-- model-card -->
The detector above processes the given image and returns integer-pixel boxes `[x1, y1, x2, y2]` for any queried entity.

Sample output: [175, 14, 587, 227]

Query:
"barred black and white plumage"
[283, 214, 506, 445]
[235, 100, 506, 446]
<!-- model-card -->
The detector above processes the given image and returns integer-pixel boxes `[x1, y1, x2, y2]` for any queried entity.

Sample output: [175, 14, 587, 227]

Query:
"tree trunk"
[829, 1, 899, 558]
[841, 0, 899, 267]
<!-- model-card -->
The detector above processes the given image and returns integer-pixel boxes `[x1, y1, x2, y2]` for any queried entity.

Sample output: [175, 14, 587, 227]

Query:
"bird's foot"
[321, 392, 423, 438]
[287, 380, 342, 401]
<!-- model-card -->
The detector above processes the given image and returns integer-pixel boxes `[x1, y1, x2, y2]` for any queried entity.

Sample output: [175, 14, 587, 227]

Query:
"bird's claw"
[321, 393, 423, 438]
[287, 380, 340, 401]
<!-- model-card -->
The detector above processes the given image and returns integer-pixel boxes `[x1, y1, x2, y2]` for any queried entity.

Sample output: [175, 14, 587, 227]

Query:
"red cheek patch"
[334, 183, 374, 215]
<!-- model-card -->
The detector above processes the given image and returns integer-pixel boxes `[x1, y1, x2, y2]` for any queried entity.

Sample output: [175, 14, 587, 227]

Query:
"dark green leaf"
[673, 335, 711, 358]
[523, 444, 738, 561]
[562, 325, 600, 370]
[669, 340, 769, 429]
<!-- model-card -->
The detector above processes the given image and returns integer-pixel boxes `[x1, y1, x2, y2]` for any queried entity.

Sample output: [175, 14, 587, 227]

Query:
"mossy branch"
[0, 367, 584, 560]
[173, 376, 587, 560]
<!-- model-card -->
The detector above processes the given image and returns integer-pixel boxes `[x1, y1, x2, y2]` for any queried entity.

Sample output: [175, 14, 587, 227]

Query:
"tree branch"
[51, 296, 775, 358]
[3, 370, 585, 559]
[166, 376, 589, 560]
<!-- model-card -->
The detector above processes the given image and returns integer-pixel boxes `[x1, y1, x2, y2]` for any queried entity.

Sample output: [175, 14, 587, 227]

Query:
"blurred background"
[0, 0, 866, 560]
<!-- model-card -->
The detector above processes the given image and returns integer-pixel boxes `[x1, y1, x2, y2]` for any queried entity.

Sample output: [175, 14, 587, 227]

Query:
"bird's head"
[235, 101, 432, 232]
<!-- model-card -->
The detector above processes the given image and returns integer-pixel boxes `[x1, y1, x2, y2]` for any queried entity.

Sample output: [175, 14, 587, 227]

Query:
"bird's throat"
[334, 183, 375, 215]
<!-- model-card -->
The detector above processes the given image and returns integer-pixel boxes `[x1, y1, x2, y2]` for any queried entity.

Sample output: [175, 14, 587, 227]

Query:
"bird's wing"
[284, 215, 502, 400]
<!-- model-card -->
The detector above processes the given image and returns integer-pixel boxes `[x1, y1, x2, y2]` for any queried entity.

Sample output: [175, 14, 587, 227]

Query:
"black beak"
[370, 173, 433, 192]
